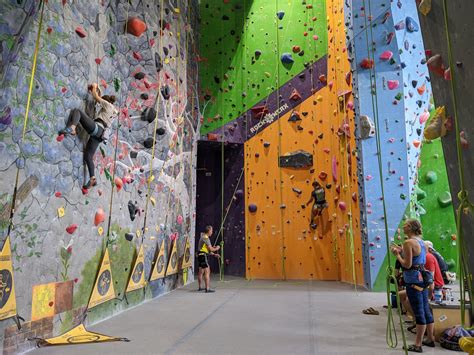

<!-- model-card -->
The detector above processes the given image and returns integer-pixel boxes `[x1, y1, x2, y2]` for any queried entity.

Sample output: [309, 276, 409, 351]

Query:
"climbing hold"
[352, 192, 357, 202]
[406, 17, 419, 32]
[319, 171, 328, 180]
[360, 115, 375, 139]
[415, 186, 427, 200]
[125, 233, 134, 242]
[288, 111, 301, 122]
[143, 137, 154, 148]
[255, 50, 262, 58]
[444, 68, 451, 81]
[251, 105, 269, 119]
[281, 53, 294, 64]
[292, 46, 301, 53]
[128, 201, 139, 221]
[95, 58, 101, 65]
[438, 191, 452, 207]
[332, 157, 338, 182]
[419, 111, 430, 125]
[417, 84, 426, 95]
[276, 11, 285, 20]
[419, 0, 432, 15]
[56, 134, 64, 142]
[134, 72, 145, 80]
[460, 131, 469, 149]
[161, 85, 171, 100]
[127, 17, 147, 37]
[248, 204, 257, 213]
[133, 52, 142, 61]
[425, 171, 438, 184]
[338, 202, 347, 211]
[279, 150, 313, 168]
[412, 139, 421, 148]
[263, 142, 270, 148]
[55, 191, 62, 198]
[387, 80, 399, 90]
[156, 127, 166, 135]
[140, 93, 149, 100]
[207, 133, 218, 141]
[177, 215, 183, 224]
[114, 177, 123, 191]
[380, 50, 393, 61]
[75, 27, 87, 38]
[66, 224, 78, 235]
[289, 89, 302, 101]
[94, 208, 105, 226]
[292, 188, 302, 195]
[360, 58, 374, 69]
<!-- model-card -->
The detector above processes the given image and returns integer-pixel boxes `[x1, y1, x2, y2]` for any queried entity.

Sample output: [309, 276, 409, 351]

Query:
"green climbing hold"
[417, 204, 427, 216]
[400, 193, 406, 200]
[109, 44, 116, 57]
[437, 191, 452, 207]
[425, 171, 438, 184]
[415, 186, 427, 200]
[114, 78, 121, 92]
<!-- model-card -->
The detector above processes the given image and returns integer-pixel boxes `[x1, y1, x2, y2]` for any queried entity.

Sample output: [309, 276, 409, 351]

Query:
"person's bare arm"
[90, 83, 107, 105]
[306, 194, 314, 206]
[396, 241, 413, 269]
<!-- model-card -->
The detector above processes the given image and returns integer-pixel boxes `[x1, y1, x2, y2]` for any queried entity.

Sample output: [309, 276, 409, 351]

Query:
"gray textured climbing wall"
[418, 1, 474, 311]
[0, 0, 199, 353]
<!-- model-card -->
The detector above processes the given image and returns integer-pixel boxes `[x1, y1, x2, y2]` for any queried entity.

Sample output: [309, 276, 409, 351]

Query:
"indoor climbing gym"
[0, 0, 473, 354]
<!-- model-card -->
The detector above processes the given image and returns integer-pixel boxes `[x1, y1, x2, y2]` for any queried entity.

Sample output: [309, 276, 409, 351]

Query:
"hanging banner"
[0, 237, 17, 321]
[126, 244, 146, 293]
[88, 248, 115, 309]
[165, 240, 178, 276]
[149, 241, 165, 281]
[180, 236, 192, 270]
[35, 323, 128, 346]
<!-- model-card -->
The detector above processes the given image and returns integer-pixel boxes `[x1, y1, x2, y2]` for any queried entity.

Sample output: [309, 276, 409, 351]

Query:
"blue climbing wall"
[345, 0, 432, 288]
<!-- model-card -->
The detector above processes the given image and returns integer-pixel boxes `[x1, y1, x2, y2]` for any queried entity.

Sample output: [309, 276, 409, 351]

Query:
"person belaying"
[306, 180, 328, 229]
[391, 219, 435, 353]
[58, 83, 118, 190]
[197, 225, 220, 293]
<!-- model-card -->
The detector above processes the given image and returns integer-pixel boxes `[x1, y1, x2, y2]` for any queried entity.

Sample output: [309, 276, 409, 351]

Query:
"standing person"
[306, 180, 328, 229]
[424, 241, 445, 299]
[197, 226, 220, 293]
[58, 83, 118, 190]
[391, 219, 435, 352]
[425, 241, 450, 284]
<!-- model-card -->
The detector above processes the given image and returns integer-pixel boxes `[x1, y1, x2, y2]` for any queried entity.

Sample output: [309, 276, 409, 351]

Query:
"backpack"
[439, 326, 473, 351]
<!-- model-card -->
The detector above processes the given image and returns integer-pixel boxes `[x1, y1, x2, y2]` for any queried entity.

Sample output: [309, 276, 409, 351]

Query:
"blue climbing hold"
[281, 53, 294, 64]
[406, 17, 419, 32]
[276, 11, 285, 20]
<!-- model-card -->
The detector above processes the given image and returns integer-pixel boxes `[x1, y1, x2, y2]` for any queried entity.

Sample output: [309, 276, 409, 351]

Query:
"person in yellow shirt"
[197, 226, 220, 293]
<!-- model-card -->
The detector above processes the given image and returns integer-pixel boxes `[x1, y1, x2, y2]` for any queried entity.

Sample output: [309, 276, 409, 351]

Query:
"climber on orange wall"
[197, 225, 220, 293]
[58, 83, 118, 190]
[306, 180, 328, 229]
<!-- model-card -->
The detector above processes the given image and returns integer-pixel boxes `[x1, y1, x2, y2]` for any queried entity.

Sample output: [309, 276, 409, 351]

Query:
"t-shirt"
[198, 233, 212, 254]
[96, 99, 118, 128]
[425, 252, 445, 288]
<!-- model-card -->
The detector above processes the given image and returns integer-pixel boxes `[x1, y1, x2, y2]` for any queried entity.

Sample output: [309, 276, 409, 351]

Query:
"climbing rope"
[361, 0, 407, 351]
[441, 0, 473, 325]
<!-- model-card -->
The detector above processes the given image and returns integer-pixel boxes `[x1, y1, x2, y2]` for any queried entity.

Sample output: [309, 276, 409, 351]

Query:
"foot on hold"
[311, 223, 317, 230]
[83, 177, 97, 189]
[58, 127, 76, 136]
[422, 340, 435, 348]
[205, 289, 215, 293]
[404, 344, 422, 353]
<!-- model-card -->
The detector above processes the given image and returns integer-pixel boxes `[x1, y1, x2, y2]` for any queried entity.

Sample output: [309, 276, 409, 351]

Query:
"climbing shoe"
[58, 127, 76, 136]
[404, 344, 423, 353]
[83, 177, 97, 189]
[205, 289, 215, 293]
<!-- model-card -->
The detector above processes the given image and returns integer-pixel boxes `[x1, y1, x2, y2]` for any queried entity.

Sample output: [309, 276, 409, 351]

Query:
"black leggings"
[66, 108, 103, 179]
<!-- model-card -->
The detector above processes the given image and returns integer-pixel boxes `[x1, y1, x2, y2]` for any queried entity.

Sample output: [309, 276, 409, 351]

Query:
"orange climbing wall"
[245, 0, 364, 283]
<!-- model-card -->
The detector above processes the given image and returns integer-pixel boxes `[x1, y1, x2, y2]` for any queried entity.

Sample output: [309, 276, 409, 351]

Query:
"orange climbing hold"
[114, 177, 123, 191]
[412, 139, 421, 148]
[94, 208, 105, 226]
[127, 17, 147, 37]
[417, 84, 426, 95]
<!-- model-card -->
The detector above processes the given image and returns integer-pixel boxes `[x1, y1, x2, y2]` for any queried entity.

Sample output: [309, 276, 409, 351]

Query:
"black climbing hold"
[155, 52, 163, 72]
[248, 204, 257, 213]
[141, 107, 157, 123]
[134, 72, 145, 80]
[279, 150, 313, 168]
[140, 93, 149, 100]
[125, 232, 134, 241]
[156, 127, 166, 135]
[163, 46, 169, 56]
[161, 85, 170, 100]
[288, 111, 301, 122]
[130, 150, 138, 159]
[222, 15, 230, 20]
[128, 200, 139, 221]
[143, 137, 154, 148]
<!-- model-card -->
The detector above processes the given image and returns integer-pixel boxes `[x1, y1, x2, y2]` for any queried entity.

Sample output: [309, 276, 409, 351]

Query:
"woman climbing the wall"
[58, 83, 118, 190]
[306, 180, 328, 229]
[391, 219, 436, 353]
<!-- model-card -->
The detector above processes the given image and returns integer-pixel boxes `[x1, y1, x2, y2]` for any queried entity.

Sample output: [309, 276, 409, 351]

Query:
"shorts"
[198, 253, 209, 269]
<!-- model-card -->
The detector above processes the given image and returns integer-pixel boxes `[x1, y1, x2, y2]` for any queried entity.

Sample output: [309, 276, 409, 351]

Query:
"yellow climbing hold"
[98, 226, 104, 236]
[57, 207, 65, 218]
[265, 72, 271, 78]
[148, 175, 155, 183]
[316, 95, 323, 102]
[136, 229, 141, 237]
[150, 196, 156, 206]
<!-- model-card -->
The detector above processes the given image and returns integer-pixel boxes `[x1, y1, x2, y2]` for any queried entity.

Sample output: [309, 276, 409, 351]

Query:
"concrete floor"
[31, 277, 452, 355]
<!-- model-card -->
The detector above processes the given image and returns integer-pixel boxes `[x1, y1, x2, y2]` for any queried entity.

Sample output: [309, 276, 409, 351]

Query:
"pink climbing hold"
[177, 215, 183, 224]
[387, 80, 399, 90]
[289, 88, 302, 101]
[66, 224, 78, 235]
[133, 52, 142, 61]
[338, 201, 347, 211]
[127, 17, 147, 37]
[360, 58, 374, 69]
[444, 68, 451, 81]
[332, 156, 338, 182]
[379, 50, 393, 61]
[75, 27, 87, 38]
[419, 111, 430, 124]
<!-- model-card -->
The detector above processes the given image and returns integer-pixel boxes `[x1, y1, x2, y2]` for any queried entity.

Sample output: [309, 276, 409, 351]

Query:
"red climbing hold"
[75, 27, 87, 38]
[94, 208, 105, 226]
[114, 176, 123, 191]
[444, 68, 451, 81]
[95, 58, 102, 65]
[47, 27, 52, 34]
[318, 171, 328, 180]
[319, 74, 327, 83]
[360, 58, 374, 69]
[207, 133, 218, 141]
[292, 45, 301, 53]
[251, 105, 269, 120]
[127, 17, 147, 37]
[289, 88, 302, 101]
[413, 139, 421, 148]
[56, 134, 64, 142]
[133, 52, 142, 61]
[55, 191, 62, 198]
[66, 224, 78, 234]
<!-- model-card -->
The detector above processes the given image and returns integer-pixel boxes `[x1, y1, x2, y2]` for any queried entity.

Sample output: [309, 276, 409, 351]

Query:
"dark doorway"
[195, 141, 245, 276]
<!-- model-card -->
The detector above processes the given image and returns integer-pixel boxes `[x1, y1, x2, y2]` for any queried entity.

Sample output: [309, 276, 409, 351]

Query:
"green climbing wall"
[199, 0, 328, 134]
[418, 138, 458, 268]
